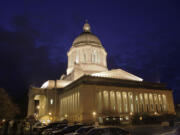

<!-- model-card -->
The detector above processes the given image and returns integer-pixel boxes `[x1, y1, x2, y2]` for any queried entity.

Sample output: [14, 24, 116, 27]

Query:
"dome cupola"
[67, 21, 108, 75]
[83, 20, 91, 32]
[72, 21, 102, 47]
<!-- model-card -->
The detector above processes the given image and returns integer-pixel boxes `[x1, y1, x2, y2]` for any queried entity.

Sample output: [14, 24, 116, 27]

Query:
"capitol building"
[27, 22, 175, 124]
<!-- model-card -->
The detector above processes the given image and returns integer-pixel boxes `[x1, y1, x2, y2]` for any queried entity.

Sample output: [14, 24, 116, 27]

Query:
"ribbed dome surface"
[72, 21, 102, 47]
[72, 32, 102, 46]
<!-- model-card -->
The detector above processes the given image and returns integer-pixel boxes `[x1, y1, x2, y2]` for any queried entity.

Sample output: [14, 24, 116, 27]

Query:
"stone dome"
[72, 21, 102, 47]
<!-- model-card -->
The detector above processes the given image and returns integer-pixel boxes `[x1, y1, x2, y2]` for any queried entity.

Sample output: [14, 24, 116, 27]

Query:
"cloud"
[0, 15, 66, 97]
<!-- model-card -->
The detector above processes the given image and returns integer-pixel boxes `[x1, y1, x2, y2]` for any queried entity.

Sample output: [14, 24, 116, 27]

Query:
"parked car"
[65, 126, 94, 135]
[85, 127, 131, 135]
[50, 124, 85, 135]
[39, 122, 67, 134]
[33, 122, 46, 132]
[42, 124, 67, 135]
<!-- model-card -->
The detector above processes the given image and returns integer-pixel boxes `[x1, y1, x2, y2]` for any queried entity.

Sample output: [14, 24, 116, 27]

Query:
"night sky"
[0, 0, 180, 106]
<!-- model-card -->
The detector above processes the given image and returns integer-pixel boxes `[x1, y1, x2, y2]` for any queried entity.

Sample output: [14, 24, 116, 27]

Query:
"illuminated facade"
[28, 22, 175, 124]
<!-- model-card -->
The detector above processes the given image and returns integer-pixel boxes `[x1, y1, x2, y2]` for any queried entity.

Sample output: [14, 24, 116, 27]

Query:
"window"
[97, 51, 100, 64]
[83, 53, 86, 63]
[92, 50, 97, 63]
[97, 92, 102, 112]
[158, 95, 163, 112]
[75, 51, 79, 63]
[128, 92, 133, 113]
[74, 93, 77, 113]
[103, 91, 109, 111]
[144, 93, 148, 112]
[77, 92, 80, 111]
[116, 92, 122, 113]
[162, 94, 167, 111]
[149, 93, 154, 111]
[122, 92, 128, 113]
[153, 94, 158, 112]
[135, 94, 139, 113]
[139, 93, 144, 112]
[110, 91, 115, 111]
[50, 99, 53, 105]
[72, 94, 74, 112]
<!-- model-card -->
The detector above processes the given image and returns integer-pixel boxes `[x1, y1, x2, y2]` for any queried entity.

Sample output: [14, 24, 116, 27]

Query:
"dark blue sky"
[0, 0, 180, 103]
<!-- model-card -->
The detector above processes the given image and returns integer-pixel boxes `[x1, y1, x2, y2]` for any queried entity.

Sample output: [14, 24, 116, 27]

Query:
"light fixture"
[50, 99, 53, 105]
[48, 112, 52, 115]
[37, 105, 40, 109]
[2, 119, 6, 122]
[65, 114, 68, 118]
[92, 111, 96, 116]
[154, 112, 158, 115]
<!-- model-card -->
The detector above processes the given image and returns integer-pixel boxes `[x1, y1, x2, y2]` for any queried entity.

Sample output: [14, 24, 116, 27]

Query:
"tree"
[0, 88, 20, 119]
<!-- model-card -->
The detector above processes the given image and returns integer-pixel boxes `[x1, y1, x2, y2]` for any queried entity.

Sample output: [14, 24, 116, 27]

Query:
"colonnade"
[97, 90, 168, 114]
[59, 92, 80, 116]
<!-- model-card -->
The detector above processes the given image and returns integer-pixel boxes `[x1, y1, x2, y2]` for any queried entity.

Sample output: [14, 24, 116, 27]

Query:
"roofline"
[58, 75, 170, 94]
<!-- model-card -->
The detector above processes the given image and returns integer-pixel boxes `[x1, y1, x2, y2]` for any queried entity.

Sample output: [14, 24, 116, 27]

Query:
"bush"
[0, 88, 20, 119]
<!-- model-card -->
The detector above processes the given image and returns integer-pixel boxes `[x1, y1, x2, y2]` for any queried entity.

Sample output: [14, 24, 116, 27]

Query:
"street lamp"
[139, 116, 143, 121]
[92, 111, 98, 126]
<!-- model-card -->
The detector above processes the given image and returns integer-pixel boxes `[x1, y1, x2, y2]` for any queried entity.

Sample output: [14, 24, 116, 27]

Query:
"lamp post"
[92, 111, 98, 126]
[139, 116, 143, 121]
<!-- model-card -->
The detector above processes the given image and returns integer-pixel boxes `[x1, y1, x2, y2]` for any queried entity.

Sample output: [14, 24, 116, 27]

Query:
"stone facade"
[27, 22, 175, 124]
[58, 76, 175, 123]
